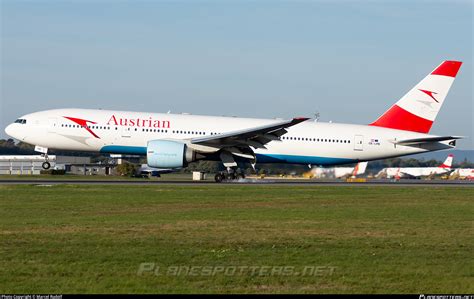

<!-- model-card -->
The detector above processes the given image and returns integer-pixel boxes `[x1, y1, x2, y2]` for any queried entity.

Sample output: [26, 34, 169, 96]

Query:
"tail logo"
[63, 116, 100, 139]
[418, 89, 439, 103]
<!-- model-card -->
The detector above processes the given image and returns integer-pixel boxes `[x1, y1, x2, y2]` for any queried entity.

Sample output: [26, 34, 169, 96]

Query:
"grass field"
[0, 184, 472, 294]
[0, 173, 194, 181]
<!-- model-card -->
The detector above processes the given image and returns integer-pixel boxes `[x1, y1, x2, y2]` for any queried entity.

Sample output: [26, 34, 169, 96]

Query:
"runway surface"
[0, 178, 472, 186]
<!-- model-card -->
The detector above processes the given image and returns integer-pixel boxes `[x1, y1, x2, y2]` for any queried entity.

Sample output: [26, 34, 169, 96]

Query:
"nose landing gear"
[41, 154, 51, 170]
[34, 146, 51, 170]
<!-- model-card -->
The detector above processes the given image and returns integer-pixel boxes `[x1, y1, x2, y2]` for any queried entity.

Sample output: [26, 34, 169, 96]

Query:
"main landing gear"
[214, 168, 246, 183]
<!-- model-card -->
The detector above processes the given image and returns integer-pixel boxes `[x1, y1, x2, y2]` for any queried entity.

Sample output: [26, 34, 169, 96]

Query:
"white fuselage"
[450, 169, 474, 179]
[5, 108, 454, 166]
[379, 167, 451, 178]
[309, 167, 357, 179]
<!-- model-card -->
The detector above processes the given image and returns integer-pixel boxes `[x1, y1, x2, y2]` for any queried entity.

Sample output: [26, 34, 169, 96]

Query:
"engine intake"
[147, 140, 197, 168]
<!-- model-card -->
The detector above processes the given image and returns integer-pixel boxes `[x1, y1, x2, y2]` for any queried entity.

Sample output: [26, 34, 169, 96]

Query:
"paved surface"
[0, 179, 472, 187]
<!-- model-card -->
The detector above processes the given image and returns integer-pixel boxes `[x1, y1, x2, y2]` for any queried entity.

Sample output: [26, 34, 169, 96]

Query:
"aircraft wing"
[190, 117, 309, 149]
[188, 117, 309, 166]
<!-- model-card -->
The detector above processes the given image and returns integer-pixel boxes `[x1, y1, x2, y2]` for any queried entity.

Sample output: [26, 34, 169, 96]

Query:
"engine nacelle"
[147, 140, 197, 168]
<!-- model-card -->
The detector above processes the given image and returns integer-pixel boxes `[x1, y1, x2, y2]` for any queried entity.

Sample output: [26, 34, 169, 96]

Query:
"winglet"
[291, 117, 310, 124]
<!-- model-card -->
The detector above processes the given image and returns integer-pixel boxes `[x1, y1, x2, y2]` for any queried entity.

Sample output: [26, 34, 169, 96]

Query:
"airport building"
[0, 155, 97, 175]
[0, 155, 56, 175]
[0, 154, 144, 176]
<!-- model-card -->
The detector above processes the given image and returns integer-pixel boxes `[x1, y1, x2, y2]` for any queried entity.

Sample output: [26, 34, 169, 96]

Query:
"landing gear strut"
[214, 167, 246, 183]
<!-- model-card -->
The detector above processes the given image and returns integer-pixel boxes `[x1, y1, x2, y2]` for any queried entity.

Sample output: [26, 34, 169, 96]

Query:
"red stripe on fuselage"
[431, 61, 462, 77]
[369, 105, 433, 133]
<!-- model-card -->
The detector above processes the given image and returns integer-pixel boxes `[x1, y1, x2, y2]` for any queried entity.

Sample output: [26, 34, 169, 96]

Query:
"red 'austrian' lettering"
[107, 115, 171, 128]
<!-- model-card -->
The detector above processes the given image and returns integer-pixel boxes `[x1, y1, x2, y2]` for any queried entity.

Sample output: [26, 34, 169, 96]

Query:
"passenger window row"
[281, 136, 351, 143]
[61, 124, 112, 130]
[60, 124, 213, 136]
[59, 124, 349, 144]
[142, 128, 168, 133]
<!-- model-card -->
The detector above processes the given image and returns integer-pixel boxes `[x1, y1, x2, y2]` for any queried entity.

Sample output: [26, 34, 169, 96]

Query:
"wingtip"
[293, 117, 310, 121]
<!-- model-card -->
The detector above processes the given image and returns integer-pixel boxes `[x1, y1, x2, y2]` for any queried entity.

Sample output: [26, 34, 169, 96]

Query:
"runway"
[0, 178, 472, 187]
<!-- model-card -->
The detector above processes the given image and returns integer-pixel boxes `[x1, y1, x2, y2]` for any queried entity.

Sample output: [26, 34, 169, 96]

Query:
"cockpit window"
[14, 119, 26, 124]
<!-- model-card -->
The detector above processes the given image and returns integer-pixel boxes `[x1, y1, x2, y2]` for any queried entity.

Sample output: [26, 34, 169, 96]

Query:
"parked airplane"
[4, 60, 463, 182]
[307, 161, 368, 179]
[450, 168, 474, 180]
[137, 164, 173, 178]
[377, 154, 454, 179]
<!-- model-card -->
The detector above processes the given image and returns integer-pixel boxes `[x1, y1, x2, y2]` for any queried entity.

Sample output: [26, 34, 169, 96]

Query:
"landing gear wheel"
[42, 161, 51, 170]
[214, 170, 246, 183]
[214, 173, 225, 183]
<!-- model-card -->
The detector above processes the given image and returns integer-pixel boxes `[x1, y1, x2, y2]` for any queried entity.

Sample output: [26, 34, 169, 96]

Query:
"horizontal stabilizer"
[395, 136, 463, 146]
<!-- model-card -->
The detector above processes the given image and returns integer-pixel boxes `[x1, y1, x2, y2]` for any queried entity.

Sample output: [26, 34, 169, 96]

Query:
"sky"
[1, 0, 473, 149]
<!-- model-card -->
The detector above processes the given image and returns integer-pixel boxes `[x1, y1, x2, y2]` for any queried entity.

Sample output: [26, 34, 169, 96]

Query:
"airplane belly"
[257, 142, 357, 165]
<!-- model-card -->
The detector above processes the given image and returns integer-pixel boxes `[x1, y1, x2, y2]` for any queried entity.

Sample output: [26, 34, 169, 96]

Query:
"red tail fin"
[370, 61, 462, 133]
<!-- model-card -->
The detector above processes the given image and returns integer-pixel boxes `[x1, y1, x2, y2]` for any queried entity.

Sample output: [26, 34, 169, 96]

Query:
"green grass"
[0, 185, 472, 293]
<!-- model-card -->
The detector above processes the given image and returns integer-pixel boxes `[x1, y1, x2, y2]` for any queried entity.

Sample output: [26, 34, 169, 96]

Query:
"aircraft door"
[48, 117, 58, 133]
[354, 135, 364, 151]
[121, 127, 131, 138]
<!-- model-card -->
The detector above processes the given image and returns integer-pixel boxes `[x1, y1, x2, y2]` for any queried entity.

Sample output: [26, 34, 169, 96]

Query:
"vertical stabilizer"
[370, 61, 462, 133]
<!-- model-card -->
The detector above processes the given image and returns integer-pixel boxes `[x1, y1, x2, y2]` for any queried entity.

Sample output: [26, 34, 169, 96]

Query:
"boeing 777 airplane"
[4, 60, 463, 182]
[307, 162, 368, 179]
[450, 168, 474, 180]
[377, 154, 454, 179]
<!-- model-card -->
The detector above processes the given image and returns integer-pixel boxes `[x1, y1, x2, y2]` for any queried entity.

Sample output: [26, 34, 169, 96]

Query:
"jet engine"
[147, 140, 199, 168]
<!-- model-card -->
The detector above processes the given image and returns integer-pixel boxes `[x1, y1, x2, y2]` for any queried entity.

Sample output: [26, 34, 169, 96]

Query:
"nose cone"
[5, 123, 17, 139]
[5, 124, 13, 137]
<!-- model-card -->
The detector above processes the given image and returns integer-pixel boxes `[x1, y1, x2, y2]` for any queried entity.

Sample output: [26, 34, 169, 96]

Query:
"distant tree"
[457, 158, 474, 168]
[425, 159, 440, 167]
[185, 160, 221, 173]
[0, 139, 15, 148]
[115, 162, 138, 176]
[0, 139, 28, 154]
[15, 142, 35, 154]
[387, 158, 402, 167]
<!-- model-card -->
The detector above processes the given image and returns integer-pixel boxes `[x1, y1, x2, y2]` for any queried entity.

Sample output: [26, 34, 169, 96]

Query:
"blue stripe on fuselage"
[100, 145, 356, 166]
[100, 145, 147, 155]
